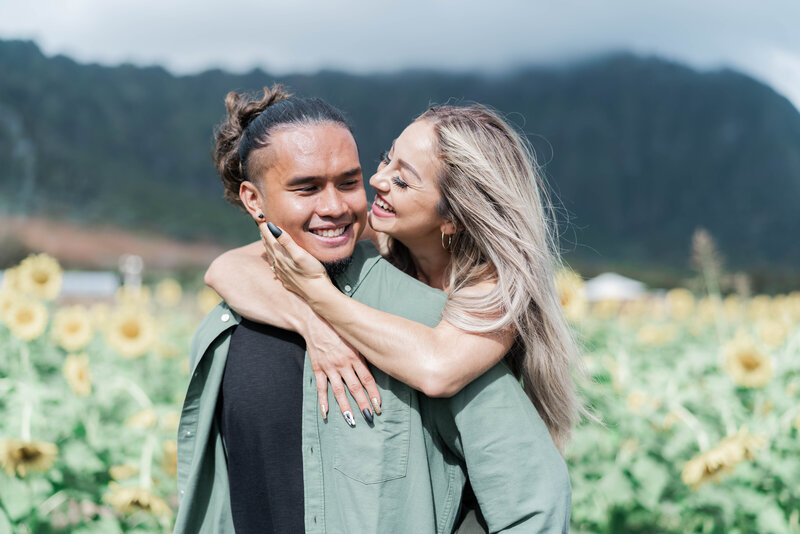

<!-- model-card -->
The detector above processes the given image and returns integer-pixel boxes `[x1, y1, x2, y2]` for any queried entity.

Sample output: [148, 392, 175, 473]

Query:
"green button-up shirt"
[175, 241, 570, 533]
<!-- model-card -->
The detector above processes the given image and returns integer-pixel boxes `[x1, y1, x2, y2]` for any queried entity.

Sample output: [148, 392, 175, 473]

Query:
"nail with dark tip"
[267, 222, 282, 238]
[362, 408, 374, 424]
[343, 411, 355, 427]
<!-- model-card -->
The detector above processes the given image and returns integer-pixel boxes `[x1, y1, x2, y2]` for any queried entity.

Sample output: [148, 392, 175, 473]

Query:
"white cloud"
[1, 0, 798, 108]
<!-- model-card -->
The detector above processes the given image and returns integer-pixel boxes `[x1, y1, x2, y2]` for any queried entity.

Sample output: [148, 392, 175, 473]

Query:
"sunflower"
[63, 353, 92, 396]
[747, 295, 773, 321]
[626, 391, 661, 415]
[1, 266, 21, 292]
[162, 440, 178, 477]
[666, 288, 695, 320]
[636, 323, 677, 347]
[756, 319, 789, 348]
[723, 295, 743, 322]
[0, 288, 21, 324]
[681, 428, 764, 490]
[89, 302, 110, 328]
[159, 411, 181, 433]
[115, 285, 151, 308]
[104, 483, 172, 517]
[5, 298, 49, 342]
[695, 297, 719, 325]
[591, 299, 621, 319]
[155, 278, 182, 307]
[52, 306, 94, 352]
[554, 269, 587, 322]
[154, 340, 181, 359]
[125, 409, 158, 429]
[16, 253, 62, 300]
[196, 286, 222, 315]
[109, 464, 139, 481]
[723, 332, 773, 388]
[105, 307, 156, 358]
[0, 438, 58, 477]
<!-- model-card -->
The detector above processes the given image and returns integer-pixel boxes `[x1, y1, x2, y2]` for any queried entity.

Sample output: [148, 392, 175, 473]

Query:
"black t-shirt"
[219, 319, 306, 534]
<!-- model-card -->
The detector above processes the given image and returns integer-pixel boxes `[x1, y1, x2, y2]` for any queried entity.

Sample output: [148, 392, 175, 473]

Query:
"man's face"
[257, 123, 366, 265]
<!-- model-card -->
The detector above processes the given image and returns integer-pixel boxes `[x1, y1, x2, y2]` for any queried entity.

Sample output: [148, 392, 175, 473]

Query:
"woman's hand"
[260, 221, 380, 424]
[303, 316, 382, 424]
[259, 222, 330, 303]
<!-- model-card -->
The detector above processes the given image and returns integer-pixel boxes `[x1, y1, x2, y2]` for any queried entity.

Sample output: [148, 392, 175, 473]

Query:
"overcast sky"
[1, 0, 799, 110]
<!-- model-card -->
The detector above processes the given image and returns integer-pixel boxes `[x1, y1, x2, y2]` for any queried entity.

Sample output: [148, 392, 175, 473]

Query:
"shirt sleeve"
[447, 363, 571, 533]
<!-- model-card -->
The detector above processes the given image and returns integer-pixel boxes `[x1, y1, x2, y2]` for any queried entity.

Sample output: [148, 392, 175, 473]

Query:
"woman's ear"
[440, 220, 457, 236]
[239, 181, 265, 221]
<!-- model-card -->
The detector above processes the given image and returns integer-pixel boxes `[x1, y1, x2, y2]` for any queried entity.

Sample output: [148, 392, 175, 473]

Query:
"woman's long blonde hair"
[392, 104, 586, 452]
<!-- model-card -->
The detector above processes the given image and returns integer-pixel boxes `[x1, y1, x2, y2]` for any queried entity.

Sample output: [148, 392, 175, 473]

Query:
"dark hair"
[212, 84, 354, 208]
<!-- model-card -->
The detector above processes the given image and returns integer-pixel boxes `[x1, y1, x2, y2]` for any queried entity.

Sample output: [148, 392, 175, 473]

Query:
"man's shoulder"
[347, 241, 447, 327]
[353, 241, 445, 299]
[189, 302, 240, 371]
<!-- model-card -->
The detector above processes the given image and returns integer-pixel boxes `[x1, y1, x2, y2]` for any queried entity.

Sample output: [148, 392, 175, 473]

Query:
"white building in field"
[584, 272, 647, 302]
[0, 270, 119, 300]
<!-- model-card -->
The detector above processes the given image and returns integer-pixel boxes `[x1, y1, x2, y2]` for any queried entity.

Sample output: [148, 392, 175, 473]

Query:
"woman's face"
[368, 120, 450, 246]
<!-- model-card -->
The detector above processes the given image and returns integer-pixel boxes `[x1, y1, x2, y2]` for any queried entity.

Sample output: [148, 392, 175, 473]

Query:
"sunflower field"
[1, 253, 799, 533]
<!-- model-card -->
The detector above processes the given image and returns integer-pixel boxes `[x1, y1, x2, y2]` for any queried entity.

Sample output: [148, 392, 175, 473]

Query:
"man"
[174, 89, 570, 533]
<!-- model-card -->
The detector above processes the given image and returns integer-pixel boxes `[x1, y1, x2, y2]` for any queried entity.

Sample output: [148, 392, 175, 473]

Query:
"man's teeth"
[375, 197, 395, 213]
[312, 227, 347, 238]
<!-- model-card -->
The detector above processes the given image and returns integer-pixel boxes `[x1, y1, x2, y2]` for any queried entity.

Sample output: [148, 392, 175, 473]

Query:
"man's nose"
[316, 186, 347, 217]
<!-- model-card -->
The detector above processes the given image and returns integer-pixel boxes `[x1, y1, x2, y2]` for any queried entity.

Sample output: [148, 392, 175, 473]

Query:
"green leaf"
[630, 455, 670, 509]
[598, 467, 635, 505]
[756, 505, 790, 534]
[0, 476, 32, 522]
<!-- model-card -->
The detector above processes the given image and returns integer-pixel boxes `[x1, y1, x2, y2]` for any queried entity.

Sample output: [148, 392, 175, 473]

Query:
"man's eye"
[391, 177, 409, 189]
[340, 180, 360, 189]
[297, 186, 318, 193]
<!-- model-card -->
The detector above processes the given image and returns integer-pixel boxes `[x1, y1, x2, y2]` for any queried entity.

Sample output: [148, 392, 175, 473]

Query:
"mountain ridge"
[1, 39, 798, 283]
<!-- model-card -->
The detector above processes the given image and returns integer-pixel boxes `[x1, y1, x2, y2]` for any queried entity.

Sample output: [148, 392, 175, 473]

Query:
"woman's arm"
[205, 242, 382, 422]
[264, 224, 514, 397]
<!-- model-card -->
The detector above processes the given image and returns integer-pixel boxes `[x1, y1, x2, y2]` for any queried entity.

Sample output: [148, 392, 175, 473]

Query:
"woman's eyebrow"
[390, 140, 422, 182]
[397, 159, 421, 182]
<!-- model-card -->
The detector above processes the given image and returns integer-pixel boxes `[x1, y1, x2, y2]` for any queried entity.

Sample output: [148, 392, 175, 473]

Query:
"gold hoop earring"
[441, 232, 452, 250]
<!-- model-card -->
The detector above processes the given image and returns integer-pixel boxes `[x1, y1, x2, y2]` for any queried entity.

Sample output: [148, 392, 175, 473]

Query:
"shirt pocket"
[333, 379, 411, 484]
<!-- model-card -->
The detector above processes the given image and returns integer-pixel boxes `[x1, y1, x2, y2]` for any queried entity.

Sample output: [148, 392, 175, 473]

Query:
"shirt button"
[185, 431, 192, 437]
[180, 490, 185, 495]
[221, 313, 230, 322]
[343, 284, 352, 292]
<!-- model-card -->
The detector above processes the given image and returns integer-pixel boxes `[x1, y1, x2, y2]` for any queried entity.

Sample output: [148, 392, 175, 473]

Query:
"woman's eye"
[391, 177, 409, 189]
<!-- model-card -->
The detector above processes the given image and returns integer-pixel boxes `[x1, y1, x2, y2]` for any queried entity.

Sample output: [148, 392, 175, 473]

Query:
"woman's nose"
[369, 170, 390, 192]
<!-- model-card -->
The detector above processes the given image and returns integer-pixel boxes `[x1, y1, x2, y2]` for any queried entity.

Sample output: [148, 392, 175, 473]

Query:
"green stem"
[139, 434, 157, 489]
[20, 398, 32, 442]
[670, 403, 710, 451]
[116, 377, 153, 409]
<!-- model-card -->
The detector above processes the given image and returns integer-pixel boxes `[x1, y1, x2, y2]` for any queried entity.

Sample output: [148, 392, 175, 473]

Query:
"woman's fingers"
[352, 357, 381, 415]
[314, 370, 329, 420]
[340, 368, 375, 424]
[328, 376, 357, 428]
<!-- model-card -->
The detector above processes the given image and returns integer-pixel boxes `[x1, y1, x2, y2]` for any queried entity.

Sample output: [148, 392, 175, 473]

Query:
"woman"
[209, 104, 585, 452]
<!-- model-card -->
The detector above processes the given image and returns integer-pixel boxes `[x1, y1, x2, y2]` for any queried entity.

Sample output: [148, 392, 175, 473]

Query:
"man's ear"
[239, 181, 264, 222]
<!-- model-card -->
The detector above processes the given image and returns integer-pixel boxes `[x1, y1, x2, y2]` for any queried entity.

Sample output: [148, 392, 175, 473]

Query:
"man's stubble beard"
[322, 256, 353, 278]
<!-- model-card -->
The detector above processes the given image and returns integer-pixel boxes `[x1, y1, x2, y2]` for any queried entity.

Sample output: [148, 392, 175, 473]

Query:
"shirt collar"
[332, 241, 381, 296]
